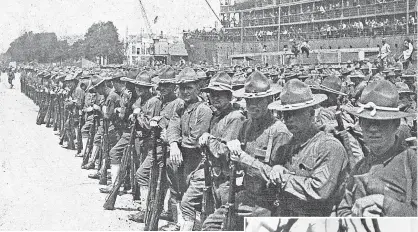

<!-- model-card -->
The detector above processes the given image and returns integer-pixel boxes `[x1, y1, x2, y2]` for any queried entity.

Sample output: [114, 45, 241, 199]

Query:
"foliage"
[5, 21, 124, 64]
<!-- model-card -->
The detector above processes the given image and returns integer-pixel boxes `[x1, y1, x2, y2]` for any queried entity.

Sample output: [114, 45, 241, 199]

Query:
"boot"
[127, 185, 148, 222]
[180, 220, 195, 231]
[99, 164, 120, 193]
[82, 145, 99, 169]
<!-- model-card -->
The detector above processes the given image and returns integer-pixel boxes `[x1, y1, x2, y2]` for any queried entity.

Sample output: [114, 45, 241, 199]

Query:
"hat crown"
[90, 75, 104, 87]
[244, 71, 271, 93]
[321, 75, 342, 92]
[158, 66, 176, 80]
[395, 82, 412, 93]
[176, 67, 199, 83]
[280, 79, 314, 105]
[135, 71, 152, 85]
[359, 80, 398, 108]
[208, 71, 232, 90]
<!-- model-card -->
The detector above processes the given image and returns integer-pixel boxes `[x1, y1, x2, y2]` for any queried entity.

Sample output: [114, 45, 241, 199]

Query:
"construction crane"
[137, 0, 153, 37]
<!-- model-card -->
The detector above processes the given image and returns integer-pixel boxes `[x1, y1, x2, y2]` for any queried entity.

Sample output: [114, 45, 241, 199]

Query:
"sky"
[0, 0, 221, 53]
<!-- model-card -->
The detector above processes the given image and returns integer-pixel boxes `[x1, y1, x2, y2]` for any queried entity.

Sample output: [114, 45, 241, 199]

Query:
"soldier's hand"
[269, 165, 290, 185]
[199, 132, 212, 146]
[133, 108, 142, 115]
[93, 104, 101, 111]
[170, 143, 183, 166]
[226, 140, 242, 161]
[351, 194, 384, 216]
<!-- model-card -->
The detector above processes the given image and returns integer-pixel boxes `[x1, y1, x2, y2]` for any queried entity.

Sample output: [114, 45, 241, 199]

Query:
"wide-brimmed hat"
[201, 71, 232, 93]
[105, 71, 126, 81]
[343, 80, 415, 120]
[341, 68, 351, 75]
[64, 73, 78, 81]
[154, 66, 176, 84]
[233, 71, 281, 98]
[349, 71, 366, 80]
[176, 67, 200, 84]
[88, 75, 105, 92]
[231, 72, 246, 90]
[401, 70, 416, 79]
[196, 70, 208, 80]
[133, 71, 155, 87]
[121, 69, 140, 84]
[396, 82, 415, 95]
[316, 75, 347, 96]
[268, 79, 327, 111]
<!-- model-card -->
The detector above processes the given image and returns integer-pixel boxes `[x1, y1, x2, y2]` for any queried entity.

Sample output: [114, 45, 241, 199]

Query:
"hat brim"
[201, 86, 232, 93]
[401, 75, 416, 78]
[177, 79, 200, 85]
[343, 105, 416, 120]
[133, 81, 155, 87]
[318, 85, 347, 96]
[268, 94, 327, 111]
[233, 85, 282, 99]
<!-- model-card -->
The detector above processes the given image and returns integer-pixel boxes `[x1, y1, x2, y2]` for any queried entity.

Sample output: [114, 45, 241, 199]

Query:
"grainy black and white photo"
[0, 0, 416, 231]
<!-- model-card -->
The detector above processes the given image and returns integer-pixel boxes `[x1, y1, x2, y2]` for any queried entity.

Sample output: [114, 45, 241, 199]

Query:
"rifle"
[221, 156, 236, 231]
[81, 112, 98, 167]
[146, 139, 168, 231]
[99, 119, 110, 185]
[200, 145, 215, 223]
[144, 126, 160, 230]
[45, 91, 54, 127]
[103, 116, 137, 210]
[335, 101, 355, 171]
[76, 108, 85, 155]
[36, 89, 48, 125]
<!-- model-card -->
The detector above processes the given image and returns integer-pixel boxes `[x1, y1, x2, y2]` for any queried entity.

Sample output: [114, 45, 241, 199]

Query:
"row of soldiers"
[18, 61, 417, 231]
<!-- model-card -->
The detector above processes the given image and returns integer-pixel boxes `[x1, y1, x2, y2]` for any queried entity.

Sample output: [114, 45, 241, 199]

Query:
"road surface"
[0, 73, 148, 230]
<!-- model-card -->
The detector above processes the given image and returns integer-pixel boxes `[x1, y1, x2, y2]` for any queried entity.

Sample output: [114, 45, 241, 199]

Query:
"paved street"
[0, 73, 144, 230]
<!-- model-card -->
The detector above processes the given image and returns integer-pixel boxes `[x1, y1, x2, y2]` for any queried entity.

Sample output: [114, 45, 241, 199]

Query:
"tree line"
[5, 21, 124, 64]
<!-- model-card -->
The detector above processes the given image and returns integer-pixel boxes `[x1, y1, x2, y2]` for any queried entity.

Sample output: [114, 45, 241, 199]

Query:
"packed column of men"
[6, 53, 417, 231]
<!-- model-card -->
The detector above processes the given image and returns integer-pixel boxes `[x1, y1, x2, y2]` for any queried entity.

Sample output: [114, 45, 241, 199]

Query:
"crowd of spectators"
[222, 0, 412, 28]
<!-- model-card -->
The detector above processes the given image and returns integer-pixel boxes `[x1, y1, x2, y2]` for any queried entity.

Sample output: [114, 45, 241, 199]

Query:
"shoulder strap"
[264, 126, 274, 163]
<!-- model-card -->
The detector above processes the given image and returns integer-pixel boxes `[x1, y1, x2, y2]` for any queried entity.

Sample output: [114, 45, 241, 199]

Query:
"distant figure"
[378, 37, 391, 68]
[300, 40, 311, 58]
[400, 38, 414, 70]
[7, 68, 15, 88]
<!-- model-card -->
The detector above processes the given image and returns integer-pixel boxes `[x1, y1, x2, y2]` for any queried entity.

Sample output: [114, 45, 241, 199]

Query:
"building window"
[137, 48, 141, 55]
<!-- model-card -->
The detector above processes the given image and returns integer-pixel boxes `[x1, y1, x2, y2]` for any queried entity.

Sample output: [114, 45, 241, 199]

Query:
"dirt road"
[0, 73, 146, 230]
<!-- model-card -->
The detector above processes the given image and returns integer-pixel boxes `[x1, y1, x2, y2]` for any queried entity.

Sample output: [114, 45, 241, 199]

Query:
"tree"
[83, 21, 124, 64]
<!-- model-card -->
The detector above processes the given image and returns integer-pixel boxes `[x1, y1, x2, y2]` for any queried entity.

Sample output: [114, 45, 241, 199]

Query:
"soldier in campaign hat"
[176, 71, 246, 230]
[338, 80, 417, 217]
[265, 79, 348, 217]
[164, 67, 212, 229]
[203, 71, 291, 231]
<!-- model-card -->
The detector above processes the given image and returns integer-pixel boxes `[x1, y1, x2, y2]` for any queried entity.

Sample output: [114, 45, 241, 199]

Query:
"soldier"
[347, 71, 367, 106]
[100, 70, 160, 193]
[61, 72, 81, 150]
[311, 75, 365, 169]
[262, 79, 348, 217]
[127, 66, 183, 223]
[173, 71, 246, 230]
[337, 80, 417, 217]
[202, 71, 290, 231]
[165, 67, 212, 229]
[378, 38, 391, 69]
[7, 67, 15, 88]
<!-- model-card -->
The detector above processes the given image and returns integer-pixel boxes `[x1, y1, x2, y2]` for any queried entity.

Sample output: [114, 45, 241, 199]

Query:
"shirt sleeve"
[207, 112, 245, 158]
[137, 97, 162, 131]
[281, 139, 348, 201]
[167, 104, 184, 145]
[238, 130, 292, 182]
[184, 104, 212, 147]
[383, 150, 417, 216]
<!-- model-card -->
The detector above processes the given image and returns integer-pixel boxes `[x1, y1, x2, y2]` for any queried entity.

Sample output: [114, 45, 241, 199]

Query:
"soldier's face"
[282, 107, 312, 136]
[179, 82, 200, 103]
[209, 90, 231, 110]
[135, 85, 150, 97]
[246, 97, 270, 119]
[158, 84, 175, 97]
[359, 118, 400, 155]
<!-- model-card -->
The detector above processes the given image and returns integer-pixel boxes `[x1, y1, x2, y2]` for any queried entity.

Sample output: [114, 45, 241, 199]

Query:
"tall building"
[184, 0, 417, 65]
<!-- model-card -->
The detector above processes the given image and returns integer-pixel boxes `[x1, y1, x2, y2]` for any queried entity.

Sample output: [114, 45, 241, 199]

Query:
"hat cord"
[357, 102, 399, 117]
